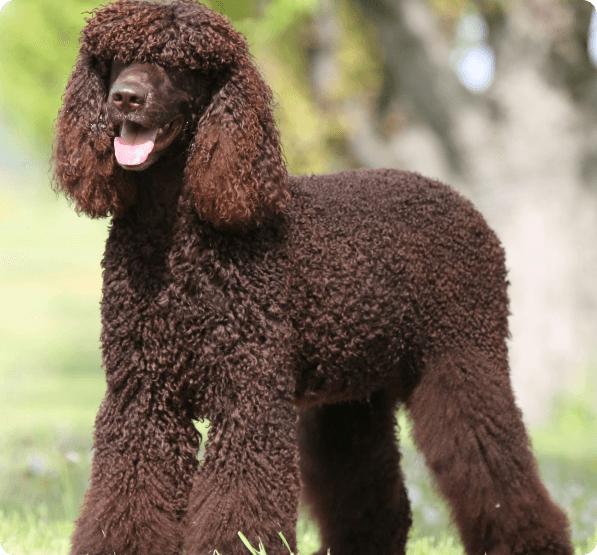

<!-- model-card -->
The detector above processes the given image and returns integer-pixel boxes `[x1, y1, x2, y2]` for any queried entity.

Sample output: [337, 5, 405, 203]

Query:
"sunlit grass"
[0, 509, 71, 555]
[1, 515, 596, 555]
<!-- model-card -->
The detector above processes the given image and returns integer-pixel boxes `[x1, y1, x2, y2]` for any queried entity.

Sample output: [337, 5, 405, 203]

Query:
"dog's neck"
[127, 156, 186, 224]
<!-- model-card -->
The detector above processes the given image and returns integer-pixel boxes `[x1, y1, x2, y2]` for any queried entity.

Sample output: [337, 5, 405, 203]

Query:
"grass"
[1, 170, 596, 554]
[2, 514, 595, 555]
[0, 510, 71, 555]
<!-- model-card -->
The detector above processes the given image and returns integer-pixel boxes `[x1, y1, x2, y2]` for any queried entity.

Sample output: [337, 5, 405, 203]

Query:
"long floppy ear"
[184, 60, 289, 230]
[52, 53, 134, 218]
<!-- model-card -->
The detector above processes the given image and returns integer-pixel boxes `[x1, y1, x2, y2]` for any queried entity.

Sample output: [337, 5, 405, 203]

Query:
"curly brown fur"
[53, 1, 573, 555]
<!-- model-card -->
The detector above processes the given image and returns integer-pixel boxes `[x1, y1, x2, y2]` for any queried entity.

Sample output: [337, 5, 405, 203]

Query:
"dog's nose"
[110, 82, 148, 114]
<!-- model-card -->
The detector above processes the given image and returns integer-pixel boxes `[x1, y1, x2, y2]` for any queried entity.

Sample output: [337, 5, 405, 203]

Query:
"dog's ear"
[184, 62, 289, 230]
[52, 54, 134, 218]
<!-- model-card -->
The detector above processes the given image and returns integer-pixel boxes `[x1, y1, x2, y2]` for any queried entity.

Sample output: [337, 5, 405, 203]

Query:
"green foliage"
[239, 0, 383, 175]
[201, 0, 381, 175]
[0, 0, 100, 151]
[233, 531, 298, 555]
[206, 0, 259, 20]
[237, 532, 276, 555]
[0, 0, 383, 175]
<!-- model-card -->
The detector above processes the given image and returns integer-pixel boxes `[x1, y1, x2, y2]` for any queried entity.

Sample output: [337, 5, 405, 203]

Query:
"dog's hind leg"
[298, 390, 412, 555]
[406, 347, 572, 555]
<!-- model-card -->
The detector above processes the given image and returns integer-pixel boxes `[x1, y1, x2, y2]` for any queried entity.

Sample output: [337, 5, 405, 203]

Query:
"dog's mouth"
[114, 117, 184, 168]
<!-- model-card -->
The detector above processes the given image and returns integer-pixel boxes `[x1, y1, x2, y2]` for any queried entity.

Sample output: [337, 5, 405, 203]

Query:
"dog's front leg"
[183, 387, 300, 555]
[69, 385, 199, 555]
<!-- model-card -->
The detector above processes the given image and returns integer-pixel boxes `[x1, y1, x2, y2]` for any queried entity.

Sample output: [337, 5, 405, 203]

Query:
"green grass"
[2, 514, 595, 555]
[0, 510, 72, 555]
[1, 171, 596, 554]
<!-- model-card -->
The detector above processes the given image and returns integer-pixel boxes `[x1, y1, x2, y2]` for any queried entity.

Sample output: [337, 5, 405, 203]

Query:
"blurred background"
[0, 0, 596, 552]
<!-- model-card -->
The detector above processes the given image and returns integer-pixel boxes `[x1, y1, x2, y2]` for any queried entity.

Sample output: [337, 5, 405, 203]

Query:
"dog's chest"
[99, 219, 214, 375]
[99, 216, 291, 387]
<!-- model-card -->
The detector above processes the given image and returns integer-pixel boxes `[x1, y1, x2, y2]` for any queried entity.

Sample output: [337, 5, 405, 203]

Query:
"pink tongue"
[114, 121, 159, 166]
[115, 138, 154, 166]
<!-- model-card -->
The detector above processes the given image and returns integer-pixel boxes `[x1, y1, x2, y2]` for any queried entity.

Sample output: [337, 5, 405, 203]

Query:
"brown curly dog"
[52, 1, 572, 554]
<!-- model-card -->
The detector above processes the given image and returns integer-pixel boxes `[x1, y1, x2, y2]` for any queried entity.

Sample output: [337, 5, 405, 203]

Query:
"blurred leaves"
[0, 0, 387, 174]
[0, 0, 100, 152]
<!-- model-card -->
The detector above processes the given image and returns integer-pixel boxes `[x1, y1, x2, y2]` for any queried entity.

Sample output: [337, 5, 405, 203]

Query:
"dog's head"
[53, 0, 289, 229]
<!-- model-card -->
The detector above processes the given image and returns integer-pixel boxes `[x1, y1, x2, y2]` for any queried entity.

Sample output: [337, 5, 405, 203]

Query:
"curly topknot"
[81, 0, 244, 71]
